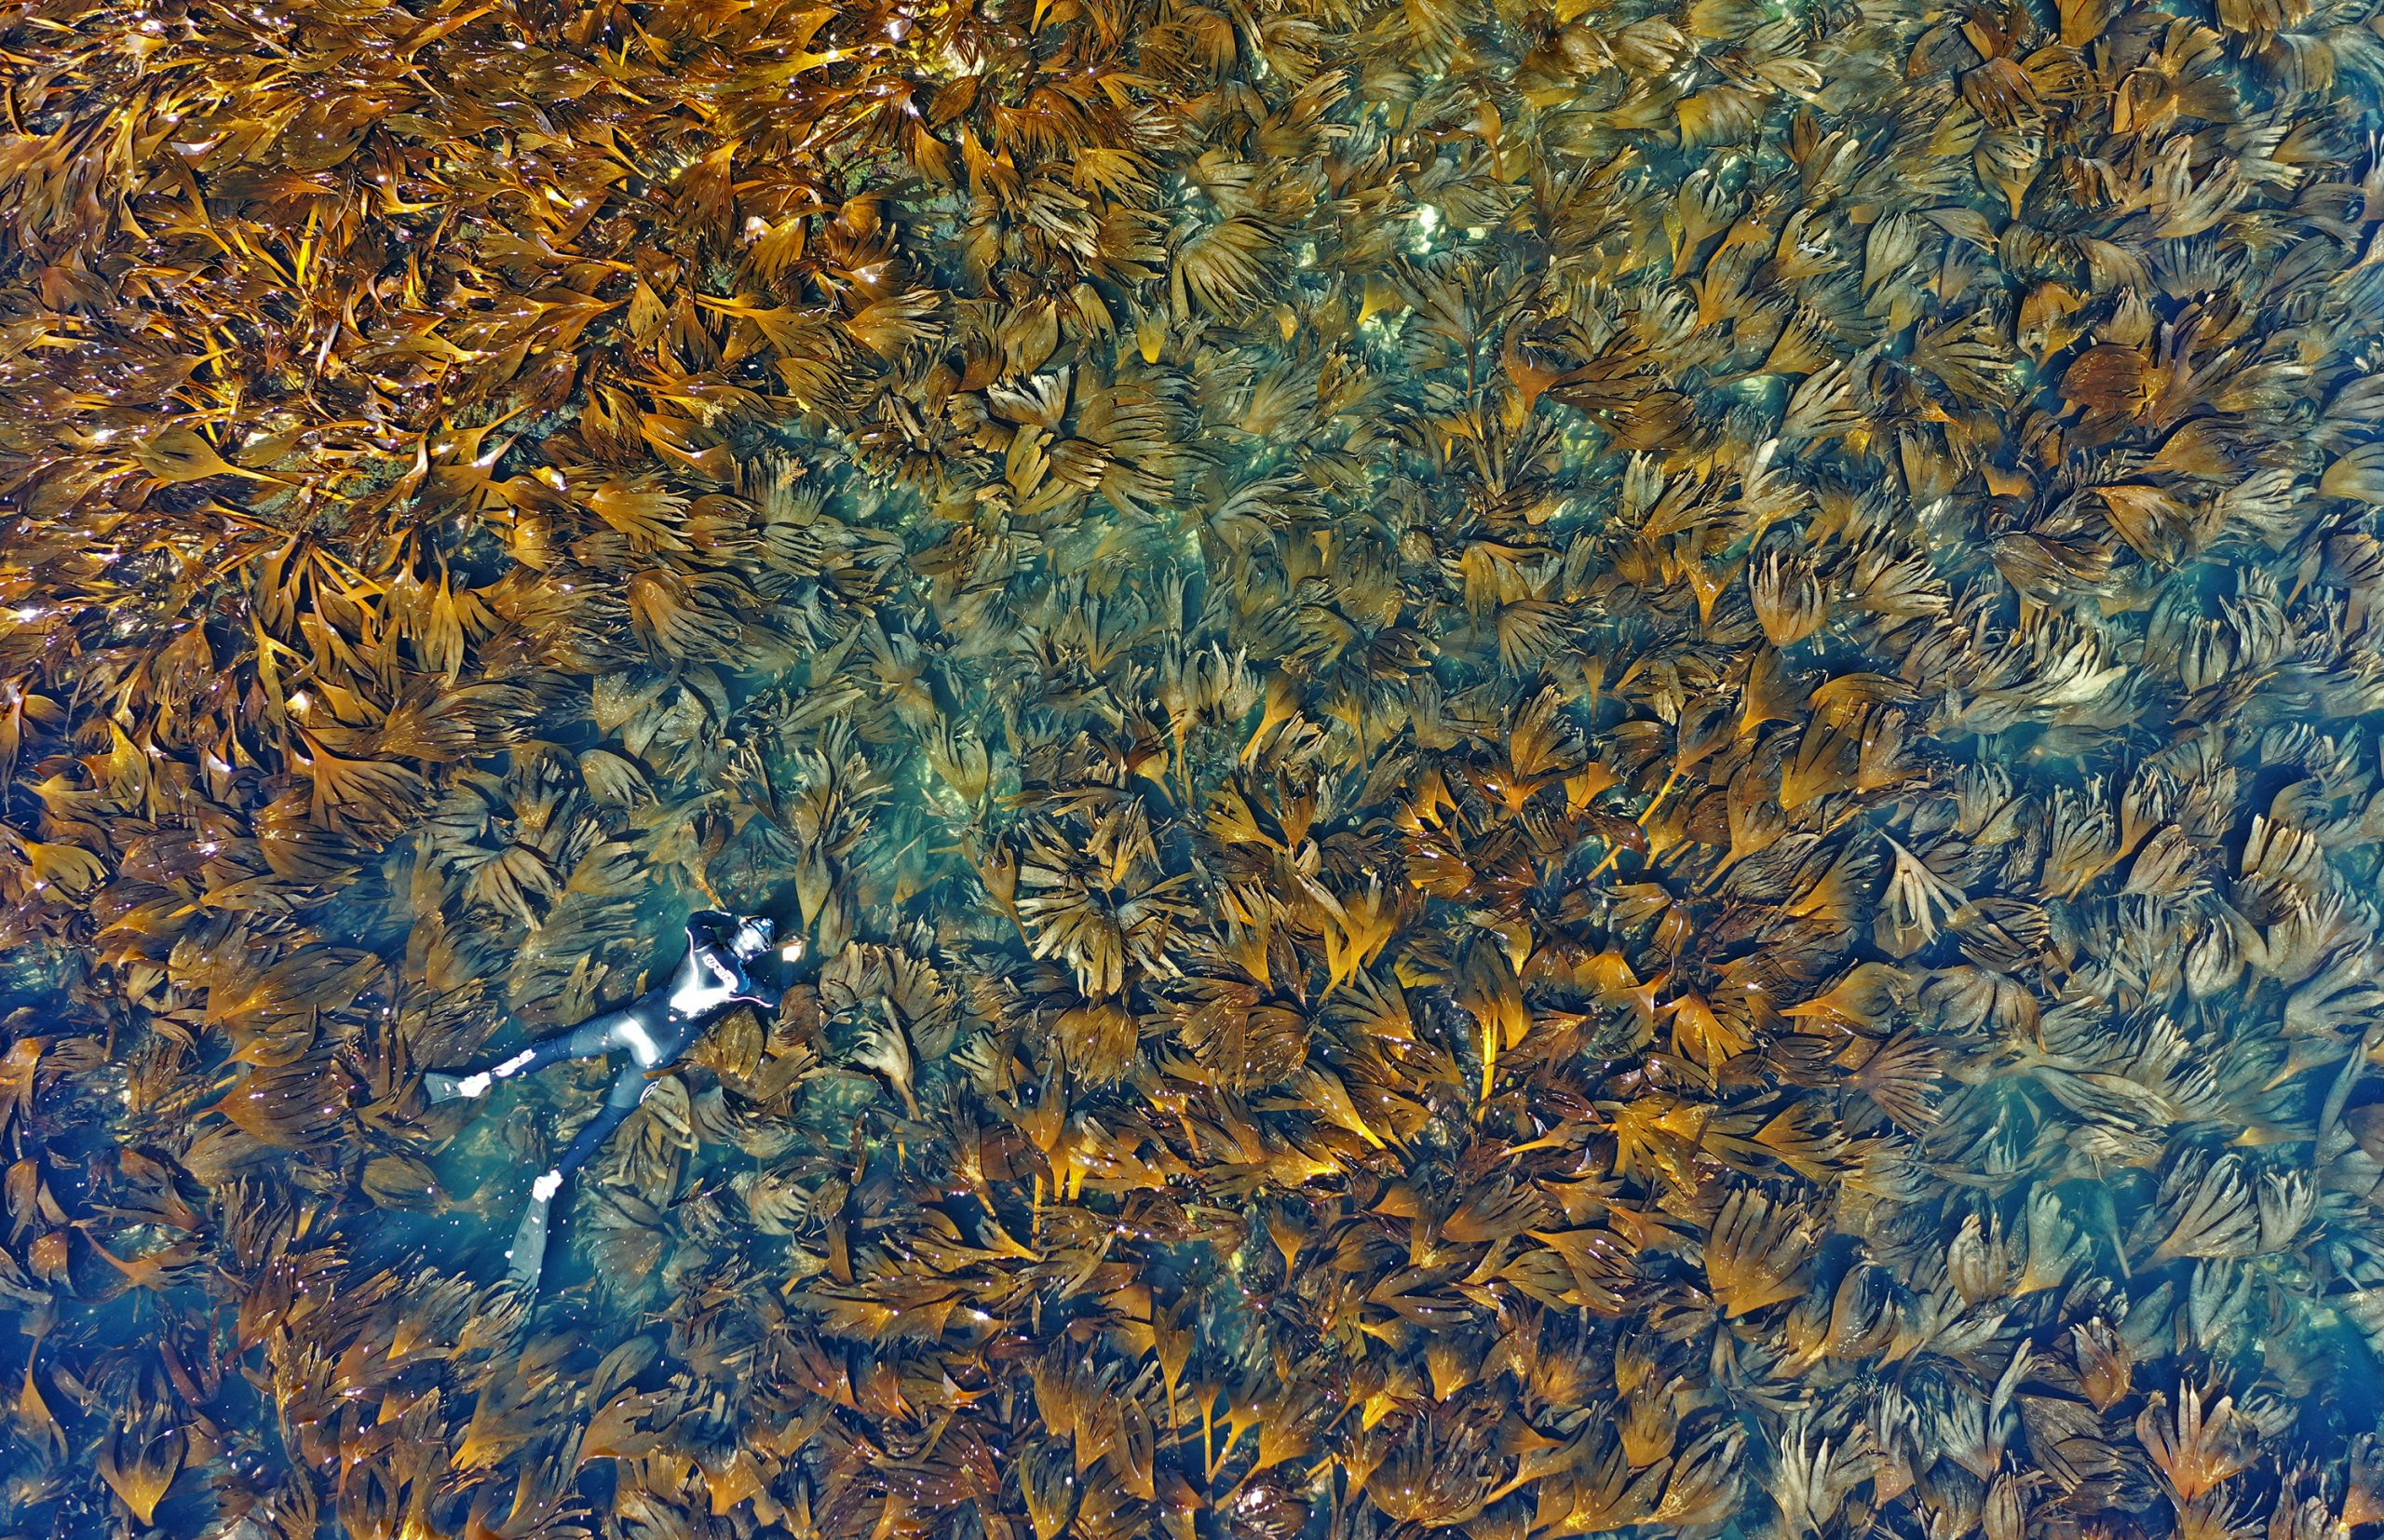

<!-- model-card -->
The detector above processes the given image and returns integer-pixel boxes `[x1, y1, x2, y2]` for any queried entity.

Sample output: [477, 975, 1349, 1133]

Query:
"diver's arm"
[684, 912, 736, 959]
[724, 952, 780, 1007]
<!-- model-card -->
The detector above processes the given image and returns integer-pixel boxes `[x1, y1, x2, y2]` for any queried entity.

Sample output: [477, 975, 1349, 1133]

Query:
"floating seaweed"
[6, 0, 2384, 1533]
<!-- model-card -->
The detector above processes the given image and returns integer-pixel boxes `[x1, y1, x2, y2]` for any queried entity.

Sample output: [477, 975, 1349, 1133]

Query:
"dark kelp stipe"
[6, 0, 2384, 1533]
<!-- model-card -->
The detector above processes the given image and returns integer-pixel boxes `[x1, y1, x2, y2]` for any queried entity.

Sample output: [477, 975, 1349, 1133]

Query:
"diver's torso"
[663, 939, 751, 1020]
[614, 939, 752, 1065]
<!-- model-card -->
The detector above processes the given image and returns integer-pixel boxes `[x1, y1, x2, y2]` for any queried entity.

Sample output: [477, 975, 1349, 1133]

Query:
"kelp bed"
[7, 0, 2384, 1533]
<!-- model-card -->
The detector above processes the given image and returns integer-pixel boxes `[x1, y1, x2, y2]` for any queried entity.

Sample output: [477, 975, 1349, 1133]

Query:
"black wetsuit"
[425, 910, 778, 1285]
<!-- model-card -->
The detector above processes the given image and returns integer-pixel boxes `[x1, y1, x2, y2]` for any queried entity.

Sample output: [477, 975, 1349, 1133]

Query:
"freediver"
[421, 910, 794, 1288]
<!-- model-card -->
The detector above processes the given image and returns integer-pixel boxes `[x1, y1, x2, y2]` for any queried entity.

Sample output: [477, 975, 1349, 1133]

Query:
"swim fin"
[506, 1190, 553, 1289]
[424, 1071, 491, 1103]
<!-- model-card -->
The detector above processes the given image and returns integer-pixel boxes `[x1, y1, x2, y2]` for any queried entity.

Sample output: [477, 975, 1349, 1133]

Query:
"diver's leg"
[505, 1064, 649, 1288]
[424, 1009, 631, 1103]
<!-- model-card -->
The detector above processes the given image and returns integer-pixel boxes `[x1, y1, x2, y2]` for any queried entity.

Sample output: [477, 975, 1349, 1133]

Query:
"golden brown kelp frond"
[1700, 1184, 1821, 1317]
[12, 0, 2384, 1520]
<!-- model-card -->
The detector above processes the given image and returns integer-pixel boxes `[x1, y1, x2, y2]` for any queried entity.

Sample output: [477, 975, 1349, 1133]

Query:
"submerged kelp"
[7, 0, 2384, 1532]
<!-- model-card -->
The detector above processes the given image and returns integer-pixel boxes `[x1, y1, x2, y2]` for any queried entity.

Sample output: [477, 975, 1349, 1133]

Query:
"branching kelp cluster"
[7, 0, 2384, 1533]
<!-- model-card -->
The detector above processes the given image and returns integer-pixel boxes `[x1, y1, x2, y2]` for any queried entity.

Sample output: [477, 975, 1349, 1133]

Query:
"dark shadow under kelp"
[8, 0, 2384, 1533]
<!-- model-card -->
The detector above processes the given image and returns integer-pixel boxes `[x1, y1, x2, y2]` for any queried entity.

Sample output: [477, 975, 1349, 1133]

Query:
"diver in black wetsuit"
[422, 911, 792, 1288]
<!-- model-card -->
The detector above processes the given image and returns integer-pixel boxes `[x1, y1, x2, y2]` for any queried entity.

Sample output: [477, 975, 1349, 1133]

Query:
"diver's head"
[728, 914, 777, 961]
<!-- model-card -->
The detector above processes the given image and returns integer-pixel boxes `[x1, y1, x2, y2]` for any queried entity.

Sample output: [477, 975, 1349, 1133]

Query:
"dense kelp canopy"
[7, 0, 2384, 1533]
